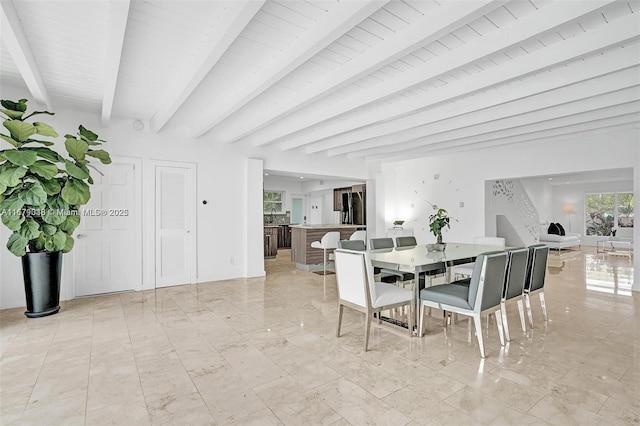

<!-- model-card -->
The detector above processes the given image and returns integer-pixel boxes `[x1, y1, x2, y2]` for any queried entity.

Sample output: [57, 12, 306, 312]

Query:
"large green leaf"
[65, 160, 89, 179]
[42, 224, 57, 236]
[79, 125, 100, 142]
[39, 178, 62, 195]
[6, 232, 28, 256]
[25, 147, 64, 163]
[0, 109, 24, 119]
[0, 182, 6, 194]
[60, 213, 80, 233]
[1, 99, 28, 112]
[18, 181, 47, 206]
[0, 151, 5, 161]
[42, 207, 67, 226]
[46, 194, 68, 210]
[23, 138, 55, 147]
[0, 196, 25, 231]
[86, 149, 112, 164]
[61, 178, 90, 205]
[65, 137, 88, 161]
[29, 160, 59, 179]
[63, 234, 74, 253]
[4, 150, 37, 166]
[0, 133, 20, 148]
[4, 120, 36, 142]
[19, 217, 40, 240]
[45, 229, 67, 252]
[0, 165, 27, 187]
[34, 122, 58, 137]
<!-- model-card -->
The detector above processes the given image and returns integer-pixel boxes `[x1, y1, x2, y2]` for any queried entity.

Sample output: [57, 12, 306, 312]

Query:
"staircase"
[487, 179, 539, 247]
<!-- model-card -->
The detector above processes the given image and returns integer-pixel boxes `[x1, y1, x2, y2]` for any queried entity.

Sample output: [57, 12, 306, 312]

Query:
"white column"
[245, 158, 265, 278]
[633, 143, 640, 292]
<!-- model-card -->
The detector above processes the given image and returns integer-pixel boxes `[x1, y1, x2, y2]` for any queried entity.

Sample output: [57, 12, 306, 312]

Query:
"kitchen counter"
[290, 224, 366, 270]
[290, 224, 366, 229]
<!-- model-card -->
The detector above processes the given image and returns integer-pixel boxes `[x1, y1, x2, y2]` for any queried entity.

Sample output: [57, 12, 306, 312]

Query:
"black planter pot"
[22, 251, 62, 318]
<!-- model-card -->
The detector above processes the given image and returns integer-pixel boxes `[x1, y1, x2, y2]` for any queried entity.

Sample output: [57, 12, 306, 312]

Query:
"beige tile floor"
[1, 247, 638, 425]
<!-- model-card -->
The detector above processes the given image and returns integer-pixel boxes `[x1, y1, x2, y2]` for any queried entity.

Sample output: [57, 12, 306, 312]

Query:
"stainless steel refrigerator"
[341, 191, 366, 225]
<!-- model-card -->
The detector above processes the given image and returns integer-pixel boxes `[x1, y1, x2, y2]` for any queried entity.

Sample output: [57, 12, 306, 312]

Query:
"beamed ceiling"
[1, 0, 639, 164]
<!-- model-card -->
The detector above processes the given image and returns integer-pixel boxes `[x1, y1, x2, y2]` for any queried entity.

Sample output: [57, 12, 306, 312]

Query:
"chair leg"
[539, 292, 548, 322]
[407, 303, 413, 338]
[322, 248, 326, 295]
[501, 301, 511, 342]
[473, 313, 486, 358]
[524, 293, 534, 328]
[364, 314, 372, 352]
[418, 302, 425, 337]
[517, 298, 527, 332]
[336, 304, 344, 337]
[495, 309, 505, 346]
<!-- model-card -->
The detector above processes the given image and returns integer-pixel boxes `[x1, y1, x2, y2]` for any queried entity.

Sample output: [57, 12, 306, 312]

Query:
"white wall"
[377, 128, 639, 287]
[521, 179, 553, 224]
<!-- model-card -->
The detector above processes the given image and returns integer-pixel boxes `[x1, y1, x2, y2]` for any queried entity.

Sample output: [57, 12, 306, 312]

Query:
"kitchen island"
[291, 224, 365, 270]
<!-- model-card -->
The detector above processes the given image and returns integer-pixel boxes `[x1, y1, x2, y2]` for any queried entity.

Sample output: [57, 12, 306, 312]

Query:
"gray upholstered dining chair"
[395, 236, 417, 247]
[501, 247, 529, 341]
[418, 251, 508, 358]
[334, 248, 413, 351]
[521, 244, 549, 329]
[454, 236, 506, 279]
[369, 238, 415, 287]
[338, 239, 366, 250]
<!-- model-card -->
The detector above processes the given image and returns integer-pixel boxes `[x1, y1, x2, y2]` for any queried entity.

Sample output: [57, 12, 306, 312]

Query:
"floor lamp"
[563, 204, 576, 233]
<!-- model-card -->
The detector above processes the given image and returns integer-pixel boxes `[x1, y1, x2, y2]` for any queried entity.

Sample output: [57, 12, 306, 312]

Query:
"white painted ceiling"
[2, 0, 639, 164]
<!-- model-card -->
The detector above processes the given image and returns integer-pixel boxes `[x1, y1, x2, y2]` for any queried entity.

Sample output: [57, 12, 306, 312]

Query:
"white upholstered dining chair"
[335, 248, 413, 351]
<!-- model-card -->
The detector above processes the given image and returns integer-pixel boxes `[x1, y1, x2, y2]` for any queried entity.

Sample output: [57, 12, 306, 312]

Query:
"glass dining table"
[368, 243, 505, 330]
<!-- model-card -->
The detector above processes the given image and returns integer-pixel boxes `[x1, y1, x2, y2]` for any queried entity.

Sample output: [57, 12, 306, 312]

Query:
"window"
[263, 190, 284, 213]
[585, 192, 634, 236]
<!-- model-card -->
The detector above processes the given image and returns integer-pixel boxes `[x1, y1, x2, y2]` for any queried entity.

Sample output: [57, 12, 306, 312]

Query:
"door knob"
[77, 234, 88, 239]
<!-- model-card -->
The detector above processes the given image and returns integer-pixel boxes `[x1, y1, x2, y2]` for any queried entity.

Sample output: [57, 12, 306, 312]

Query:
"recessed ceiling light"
[565, 181, 570, 184]
[299, 176, 304, 179]
[548, 177, 553, 180]
[264, 173, 269, 176]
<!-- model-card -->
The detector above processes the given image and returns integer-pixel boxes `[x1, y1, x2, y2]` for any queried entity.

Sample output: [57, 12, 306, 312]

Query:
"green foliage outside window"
[585, 192, 634, 236]
[263, 190, 283, 212]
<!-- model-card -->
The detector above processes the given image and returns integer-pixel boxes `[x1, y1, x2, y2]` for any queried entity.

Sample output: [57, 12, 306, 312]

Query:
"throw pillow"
[556, 223, 566, 236]
[548, 223, 560, 235]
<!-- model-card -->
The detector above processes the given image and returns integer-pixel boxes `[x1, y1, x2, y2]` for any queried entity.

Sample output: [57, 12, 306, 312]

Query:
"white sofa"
[539, 225, 581, 250]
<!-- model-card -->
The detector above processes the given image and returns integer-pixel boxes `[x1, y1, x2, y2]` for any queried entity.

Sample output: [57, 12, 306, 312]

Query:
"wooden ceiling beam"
[0, 0, 51, 108]
[101, 0, 130, 127]
[149, 1, 266, 133]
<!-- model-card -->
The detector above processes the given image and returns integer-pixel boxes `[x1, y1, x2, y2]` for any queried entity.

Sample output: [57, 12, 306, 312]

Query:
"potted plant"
[428, 208, 453, 251]
[0, 98, 111, 317]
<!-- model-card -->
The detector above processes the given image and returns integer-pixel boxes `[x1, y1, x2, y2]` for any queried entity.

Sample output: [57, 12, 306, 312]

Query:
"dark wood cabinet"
[264, 227, 278, 258]
[277, 225, 291, 249]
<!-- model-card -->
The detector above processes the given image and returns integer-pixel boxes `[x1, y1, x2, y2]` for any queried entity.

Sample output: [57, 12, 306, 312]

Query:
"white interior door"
[155, 163, 196, 288]
[75, 159, 141, 296]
